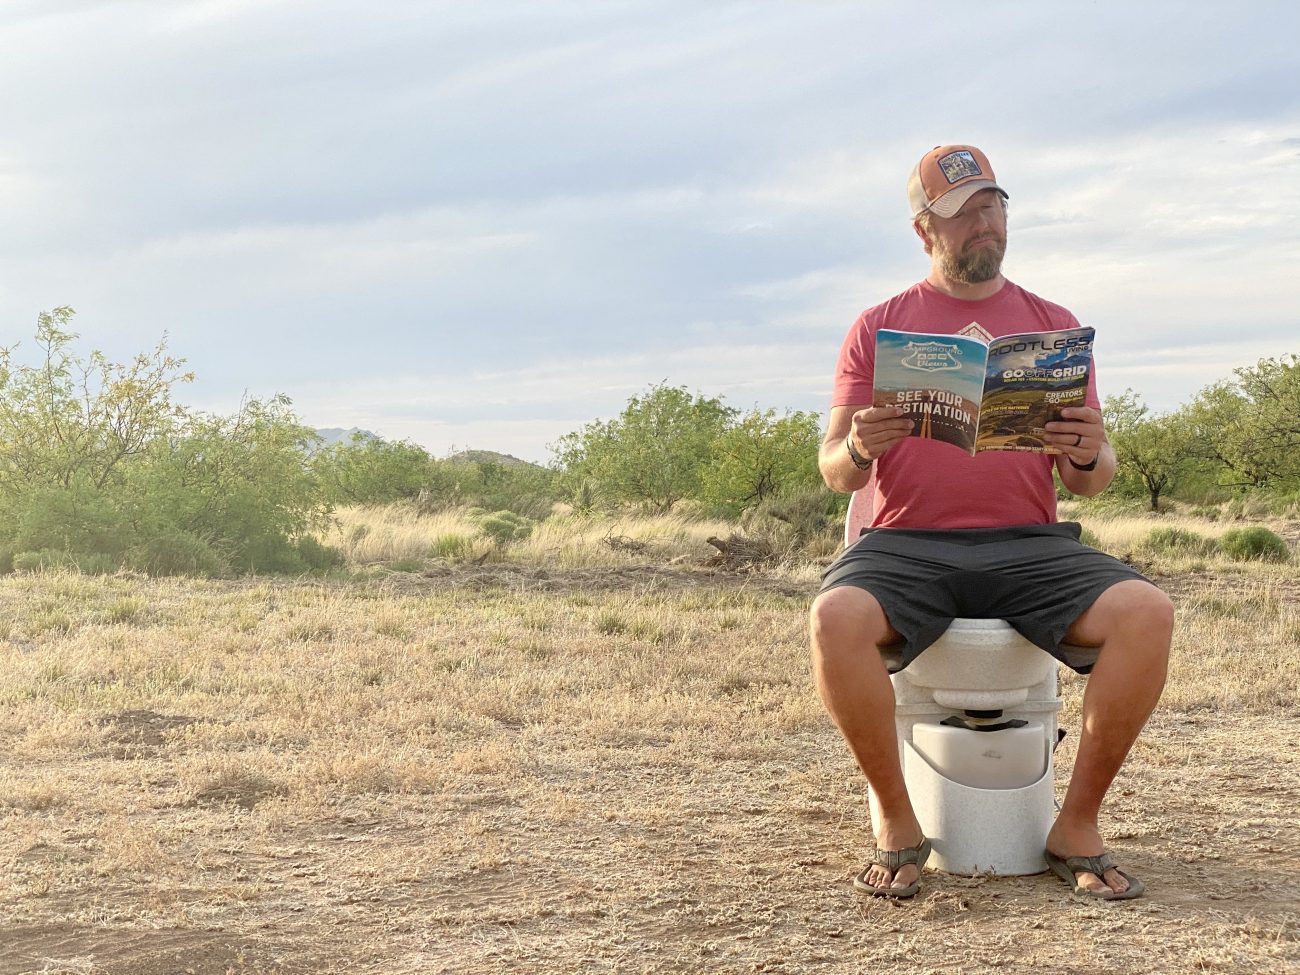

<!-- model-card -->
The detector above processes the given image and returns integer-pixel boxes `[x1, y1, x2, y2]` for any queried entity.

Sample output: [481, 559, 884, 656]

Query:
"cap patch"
[937, 150, 982, 184]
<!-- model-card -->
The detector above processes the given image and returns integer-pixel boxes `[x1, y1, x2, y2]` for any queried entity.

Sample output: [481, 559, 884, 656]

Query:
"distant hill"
[311, 432, 542, 469]
[449, 449, 543, 469]
[315, 427, 379, 447]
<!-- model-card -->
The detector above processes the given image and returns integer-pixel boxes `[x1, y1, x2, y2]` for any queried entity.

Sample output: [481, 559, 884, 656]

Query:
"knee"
[809, 586, 886, 657]
[1109, 581, 1175, 653]
[1130, 584, 1175, 640]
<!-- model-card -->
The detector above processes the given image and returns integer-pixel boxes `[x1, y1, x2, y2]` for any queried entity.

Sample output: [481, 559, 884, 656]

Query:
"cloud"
[0, 1, 1296, 463]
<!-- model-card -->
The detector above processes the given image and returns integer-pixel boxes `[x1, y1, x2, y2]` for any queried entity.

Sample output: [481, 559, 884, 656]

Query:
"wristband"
[845, 434, 873, 470]
[1069, 453, 1100, 471]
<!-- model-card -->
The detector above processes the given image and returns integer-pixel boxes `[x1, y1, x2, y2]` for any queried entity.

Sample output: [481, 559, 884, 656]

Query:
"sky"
[0, 0, 1296, 464]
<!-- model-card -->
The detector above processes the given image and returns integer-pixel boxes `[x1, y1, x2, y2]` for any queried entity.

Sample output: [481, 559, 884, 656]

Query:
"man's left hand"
[1046, 406, 1105, 466]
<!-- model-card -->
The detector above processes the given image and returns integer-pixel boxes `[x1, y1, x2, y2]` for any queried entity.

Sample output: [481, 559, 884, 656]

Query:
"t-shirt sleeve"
[831, 311, 876, 408]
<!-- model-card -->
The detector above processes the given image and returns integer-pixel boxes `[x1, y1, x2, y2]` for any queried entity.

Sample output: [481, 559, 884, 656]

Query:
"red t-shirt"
[832, 280, 1101, 530]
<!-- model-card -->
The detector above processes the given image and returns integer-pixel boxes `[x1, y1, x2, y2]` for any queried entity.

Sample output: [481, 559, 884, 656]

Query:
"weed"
[1218, 526, 1291, 563]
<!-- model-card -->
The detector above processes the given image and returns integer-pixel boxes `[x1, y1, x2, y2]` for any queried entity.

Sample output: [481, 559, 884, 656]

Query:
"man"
[809, 145, 1173, 900]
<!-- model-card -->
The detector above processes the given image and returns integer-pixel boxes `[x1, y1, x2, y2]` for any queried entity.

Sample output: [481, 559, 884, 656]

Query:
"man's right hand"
[849, 405, 914, 462]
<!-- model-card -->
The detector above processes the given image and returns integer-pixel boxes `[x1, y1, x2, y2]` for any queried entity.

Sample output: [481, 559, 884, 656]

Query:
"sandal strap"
[872, 839, 930, 873]
[1061, 852, 1117, 876]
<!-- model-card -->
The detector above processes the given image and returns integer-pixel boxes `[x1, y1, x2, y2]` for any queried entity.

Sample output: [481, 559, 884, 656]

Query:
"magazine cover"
[872, 330, 988, 454]
[872, 325, 1094, 455]
[976, 327, 1095, 452]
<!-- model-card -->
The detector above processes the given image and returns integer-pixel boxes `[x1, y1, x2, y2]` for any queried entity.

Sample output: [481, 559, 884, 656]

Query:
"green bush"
[134, 397, 327, 573]
[295, 535, 345, 572]
[1218, 526, 1290, 562]
[126, 531, 231, 578]
[478, 510, 533, 544]
[311, 434, 433, 505]
[8, 485, 129, 562]
[1139, 526, 1217, 557]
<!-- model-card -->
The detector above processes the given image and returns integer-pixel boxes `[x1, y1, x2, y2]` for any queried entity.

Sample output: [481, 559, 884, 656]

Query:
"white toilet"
[878, 618, 1061, 875]
[844, 490, 1069, 876]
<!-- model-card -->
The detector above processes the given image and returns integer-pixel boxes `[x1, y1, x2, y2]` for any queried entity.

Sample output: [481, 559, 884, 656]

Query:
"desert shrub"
[137, 398, 327, 572]
[6, 485, 130, 562]
[1139, 526, 1217, 557]
[552, 384, 735, 514]
[479, 510, 533, 544]
[1078, 525, 1102, 549]
[739, 487, 845, 557]
[1217, 526, 1290, 563]
[312, 434, 433, 505]
[418, 457, 558, 520]
[126, 531, 231, 578]
[0, 317, 335, 578]
[699, 408, 823, 515]
[295, 535, 346, 572]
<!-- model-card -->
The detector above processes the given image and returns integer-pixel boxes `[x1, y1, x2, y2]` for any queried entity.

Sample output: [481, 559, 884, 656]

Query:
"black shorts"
[818, 522, 1153, 675]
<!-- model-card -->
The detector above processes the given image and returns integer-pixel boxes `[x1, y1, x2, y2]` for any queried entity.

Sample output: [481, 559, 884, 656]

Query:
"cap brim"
[925, 180, 1007, 218]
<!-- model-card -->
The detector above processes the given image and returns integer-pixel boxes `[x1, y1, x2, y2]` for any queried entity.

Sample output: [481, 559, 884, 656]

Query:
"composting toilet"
[844, 489, 1070, 875]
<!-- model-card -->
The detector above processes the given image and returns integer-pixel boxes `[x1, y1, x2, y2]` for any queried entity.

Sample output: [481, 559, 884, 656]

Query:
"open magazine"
[871, 324, 1095, 455]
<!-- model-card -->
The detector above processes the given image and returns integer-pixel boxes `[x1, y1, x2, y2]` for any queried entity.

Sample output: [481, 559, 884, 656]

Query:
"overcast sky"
[1, 1, 1296, 462]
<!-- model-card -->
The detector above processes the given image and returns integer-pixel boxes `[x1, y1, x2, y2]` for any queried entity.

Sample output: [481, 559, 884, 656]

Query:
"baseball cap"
[907, 145, 1008, 219]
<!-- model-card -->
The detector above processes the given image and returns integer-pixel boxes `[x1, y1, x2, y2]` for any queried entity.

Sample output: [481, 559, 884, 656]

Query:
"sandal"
[1045, 849, 1145, 900]
[853, 837, 932, 899]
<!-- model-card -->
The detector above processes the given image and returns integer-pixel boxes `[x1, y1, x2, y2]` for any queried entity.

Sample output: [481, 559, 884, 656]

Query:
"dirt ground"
[1, 562, 1297, 975]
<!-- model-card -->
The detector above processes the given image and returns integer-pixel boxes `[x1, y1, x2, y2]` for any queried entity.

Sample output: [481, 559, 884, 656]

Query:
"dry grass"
[322, 503, 737, 571]
[0, 508, 1297, 974]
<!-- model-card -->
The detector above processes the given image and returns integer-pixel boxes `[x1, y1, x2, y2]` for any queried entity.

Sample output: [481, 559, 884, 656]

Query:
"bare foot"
[1046, 817, 1131, 896]
[862, 816, 926, 893]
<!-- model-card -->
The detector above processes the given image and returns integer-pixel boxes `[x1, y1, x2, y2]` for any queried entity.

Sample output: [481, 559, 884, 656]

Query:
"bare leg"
[1047, 580, 1173, 894]
[809, 586, 923, 891]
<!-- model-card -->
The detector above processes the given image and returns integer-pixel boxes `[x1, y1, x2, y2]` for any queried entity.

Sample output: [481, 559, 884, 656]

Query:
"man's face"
[925, 189, 1007, 285]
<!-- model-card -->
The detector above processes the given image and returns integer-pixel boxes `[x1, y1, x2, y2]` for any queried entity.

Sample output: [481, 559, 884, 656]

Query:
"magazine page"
[974, 326, 1095, 453]
[872, 329, 989, 455]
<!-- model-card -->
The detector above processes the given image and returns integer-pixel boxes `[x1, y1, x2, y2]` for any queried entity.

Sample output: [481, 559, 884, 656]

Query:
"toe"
[1104, 868, 1130, 895]
[867, 864, 893, 889]
[1075, 870, 1109, 895]
[892, 864, 919, 890]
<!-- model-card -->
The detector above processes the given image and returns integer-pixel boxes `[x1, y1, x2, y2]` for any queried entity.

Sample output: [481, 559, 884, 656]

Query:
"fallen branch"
[704, 534, 775, 570]
[603, 528, 648, 554]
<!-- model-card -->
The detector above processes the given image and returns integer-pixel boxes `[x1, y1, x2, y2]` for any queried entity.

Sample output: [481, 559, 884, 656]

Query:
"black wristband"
[1068, 453, 1100, 471]
[845, 434, 872, 470]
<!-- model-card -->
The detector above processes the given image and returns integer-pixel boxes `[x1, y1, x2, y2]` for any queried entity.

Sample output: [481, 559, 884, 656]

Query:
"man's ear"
[912, 220, 930, 251]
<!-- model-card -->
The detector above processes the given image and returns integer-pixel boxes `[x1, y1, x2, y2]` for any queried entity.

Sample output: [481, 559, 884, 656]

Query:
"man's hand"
[849, 405, 914, 462]
[1045, 406, 1105, 467]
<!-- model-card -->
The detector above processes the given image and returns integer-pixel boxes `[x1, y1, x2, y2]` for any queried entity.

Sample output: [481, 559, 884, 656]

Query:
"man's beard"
[936, 234, 1005, 284]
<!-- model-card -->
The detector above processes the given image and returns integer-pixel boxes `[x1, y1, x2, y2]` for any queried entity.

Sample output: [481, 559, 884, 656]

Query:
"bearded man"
[810, 145, 1173, 900]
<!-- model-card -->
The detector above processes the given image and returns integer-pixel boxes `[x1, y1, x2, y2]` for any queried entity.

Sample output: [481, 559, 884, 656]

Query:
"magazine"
[871, 324, 1095, 455]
